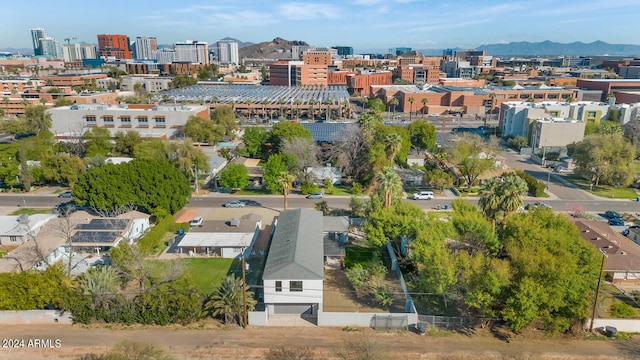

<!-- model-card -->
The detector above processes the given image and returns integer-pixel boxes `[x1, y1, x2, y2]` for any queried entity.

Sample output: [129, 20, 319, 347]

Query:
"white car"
[223, 200, 246, 208]
[412, 191, 434, 200]
[555, 167, 571, 173]
[190, 216, 203, 227]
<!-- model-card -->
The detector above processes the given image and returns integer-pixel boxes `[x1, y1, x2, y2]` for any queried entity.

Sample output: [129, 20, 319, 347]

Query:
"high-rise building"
[174, 41, 208, 64]
[135, 36, 158, 60]
[97, 34, 132, 59]
[216, 40, 239, 65]
[155, 48, 175, 64]
[63, 43, 97, 62]
[30, 28, 47, 56]
[40, 37, 63, 58]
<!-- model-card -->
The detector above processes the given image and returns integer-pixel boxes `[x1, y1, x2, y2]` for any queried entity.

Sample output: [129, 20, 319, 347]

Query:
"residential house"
[0, 214, 56, 246]
[323, 216, 349, 268]
[176, 214, 261, 258]
[262, 209, 324, 316]
[574, 219, 640, 285]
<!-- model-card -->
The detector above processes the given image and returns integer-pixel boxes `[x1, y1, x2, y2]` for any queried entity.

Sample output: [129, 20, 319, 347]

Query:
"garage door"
[273, 304, 313, 315]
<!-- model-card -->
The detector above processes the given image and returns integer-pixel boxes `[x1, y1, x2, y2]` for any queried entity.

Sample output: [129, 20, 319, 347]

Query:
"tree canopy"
[212, 105, 237, 136]
[218, 163, 249, 189]
[572, 133, 635, 186]
[242, 127, 266, 158]
[74, 159, 191, 214]
[448, 133, 499, 187]
[182, 116, 223, 144]
[267, 121, 312, 152]
[408, 120, 437, 152]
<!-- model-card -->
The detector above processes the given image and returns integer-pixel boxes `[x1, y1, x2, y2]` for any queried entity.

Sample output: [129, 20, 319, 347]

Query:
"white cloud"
[279, 2, 342, 19]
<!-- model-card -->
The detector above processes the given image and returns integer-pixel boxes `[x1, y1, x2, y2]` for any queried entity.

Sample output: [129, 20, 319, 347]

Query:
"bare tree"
[328, 125, 369, 181]
[280, 137, 320, 182]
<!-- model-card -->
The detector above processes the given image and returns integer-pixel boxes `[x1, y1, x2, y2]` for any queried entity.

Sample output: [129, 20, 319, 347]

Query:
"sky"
[2, 0, 640, 53]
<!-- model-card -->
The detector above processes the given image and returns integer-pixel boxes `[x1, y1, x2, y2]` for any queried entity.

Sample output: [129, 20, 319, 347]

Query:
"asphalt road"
[5, 192, 640, 215]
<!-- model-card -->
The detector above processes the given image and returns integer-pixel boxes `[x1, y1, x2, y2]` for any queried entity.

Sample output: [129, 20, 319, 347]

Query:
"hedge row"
[514, 170, 546, 197]
[137, 216, 189, 255]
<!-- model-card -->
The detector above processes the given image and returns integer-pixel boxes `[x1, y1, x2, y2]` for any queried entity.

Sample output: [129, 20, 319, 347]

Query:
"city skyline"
[1, 0, 640, 52]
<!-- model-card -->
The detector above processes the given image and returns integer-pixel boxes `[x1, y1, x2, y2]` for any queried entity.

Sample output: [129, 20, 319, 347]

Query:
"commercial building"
[332, 46, 353, 57]
[134, 36, 157, 60]
[97, 34, 132, 59]
[576, 79, 640, 101]
[47, 103, 209, 139]
[216, 40, 239, 65]
[529, 118, 586, 148]
[346, 70, 392, 96]
[30, 28, 47, 56]
[63, 43, 97, 62]
[39, 37, 63, 59]
[174, 41, 209, 64]
[155, 48, 176, 64]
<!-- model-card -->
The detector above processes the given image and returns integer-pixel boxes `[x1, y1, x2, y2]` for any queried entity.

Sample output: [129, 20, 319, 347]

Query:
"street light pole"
[547, 170, 551, 190]
[590, 248, 608, 332]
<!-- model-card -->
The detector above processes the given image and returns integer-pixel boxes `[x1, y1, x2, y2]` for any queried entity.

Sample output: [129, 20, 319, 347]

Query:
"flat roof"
[178, 232, 256, 248]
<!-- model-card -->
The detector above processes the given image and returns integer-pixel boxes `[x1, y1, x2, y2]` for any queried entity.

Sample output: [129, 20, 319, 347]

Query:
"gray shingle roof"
[263, 209, 324, 281]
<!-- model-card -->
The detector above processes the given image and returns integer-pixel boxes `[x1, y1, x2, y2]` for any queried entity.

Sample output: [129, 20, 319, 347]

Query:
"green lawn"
[562, 174, 639, 199]
[11, 208, 52, 215]
[345, 246, 380, 269]
[148, 258, 236, 295]
[601, 283, 640, 318]
[236, 188, 273, 195]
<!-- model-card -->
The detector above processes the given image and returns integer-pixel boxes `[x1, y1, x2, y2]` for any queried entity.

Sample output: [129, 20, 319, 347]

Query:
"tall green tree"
[263, 154, 288, 194]
[448, 133, 499, 187]
[114, 131, 142, 157]
[572, 133, 635, 186]
[218, 163, 249, 190]
[243, 127, 266, 158]
[182, 116, 222, 144]
[376, 167, 402, 210]
[267, 121, 312, 153]
[0, 143, 20, 187]
[84, 127, 112, 157]
[41, 154, 86, 186]
[212, 105, 237, 136]
[23, 105, 52, 134]
[73, 159, 190, 214]
[408, 120, 437, 153]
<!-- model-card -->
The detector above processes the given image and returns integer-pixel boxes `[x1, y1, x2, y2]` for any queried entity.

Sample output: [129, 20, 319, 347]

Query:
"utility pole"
[590, 249, 608, 332]
[241, 246, 248, 328]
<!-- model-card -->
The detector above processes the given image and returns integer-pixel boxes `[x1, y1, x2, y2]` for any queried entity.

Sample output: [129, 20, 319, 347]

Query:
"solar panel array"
[301, 123, 359, 142]
[155, 85, 350, 105]
[71, 231, 121, 244]
[76, 219, 129, 231]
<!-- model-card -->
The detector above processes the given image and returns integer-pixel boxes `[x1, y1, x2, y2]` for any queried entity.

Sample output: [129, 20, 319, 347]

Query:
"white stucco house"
[176, 213, 261, 258]
[0, 214, 56, 246]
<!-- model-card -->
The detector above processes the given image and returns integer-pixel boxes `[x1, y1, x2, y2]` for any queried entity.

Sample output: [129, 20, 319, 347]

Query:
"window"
[587, 111, 597, 117]
[275, 281, 282, 292]
[138, 116, 148, 127]
[120, 116, 131, 123]
[9, 236, 18, 243]
[154, 116, 166, 127]
[103, 115, 113, 124]
[290, 281, 303, 292]
[85, 115, 96, 124]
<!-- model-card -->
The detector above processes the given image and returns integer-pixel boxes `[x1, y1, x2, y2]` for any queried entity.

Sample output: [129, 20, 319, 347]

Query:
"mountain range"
[475, 40, 640, 56]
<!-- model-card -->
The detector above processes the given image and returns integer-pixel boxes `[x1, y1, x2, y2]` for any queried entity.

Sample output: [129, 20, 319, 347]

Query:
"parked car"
[58, 191, 72, 198]
[306, 192, 323, 199]
[223, 200, 246, 208]
[608, 219, 625, 226]
[524, 202, 552, 210]
[604, 211, 622, 219]
[190, 216, 203, 227]
[555, 167, 571, 173]
[411, 191, 434, 200]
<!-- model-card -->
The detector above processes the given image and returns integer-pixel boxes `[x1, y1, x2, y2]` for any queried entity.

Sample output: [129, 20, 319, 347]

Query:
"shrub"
[137, 216, 188, 255]
[345, 264, 369, 290]
[514, 170, 546, 197]
[324, 178, 336, 195]
[610, 303, 637, 318]
[300, 182, 320, 195]
[372, 285, 394, 307]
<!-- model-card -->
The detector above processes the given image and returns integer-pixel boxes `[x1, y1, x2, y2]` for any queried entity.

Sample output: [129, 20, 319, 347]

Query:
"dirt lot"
[0, 324, 638, 360]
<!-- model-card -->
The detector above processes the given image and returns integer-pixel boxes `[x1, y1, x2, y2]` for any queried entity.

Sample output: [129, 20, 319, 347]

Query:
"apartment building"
[39, 73, 108, 87]
[63, 43, 97, 62]
[1, 79, 43, 93]
[120, 75, 173, 93]
[529, 118, 586, 148]
[216, 40, 239, 65]
[97, 34, 132, 59]
[135, 36, 158, 60]
[47, 104, 209, 138]
[174, 41, 209, 64]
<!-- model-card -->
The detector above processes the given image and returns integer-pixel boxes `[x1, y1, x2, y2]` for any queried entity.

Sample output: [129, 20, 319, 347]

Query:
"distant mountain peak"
[477, 40, 640, 56]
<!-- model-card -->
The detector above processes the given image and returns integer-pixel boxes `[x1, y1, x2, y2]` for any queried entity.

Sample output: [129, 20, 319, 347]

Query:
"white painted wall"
[317, 310, 417, 327]
[124, 218, 150, 243]
[589, 318, 640, 332]
[263, 279, 323, 304]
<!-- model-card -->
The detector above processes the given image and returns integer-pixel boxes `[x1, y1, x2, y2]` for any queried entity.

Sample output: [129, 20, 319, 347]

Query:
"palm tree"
[278, 98, 285, 119]
[205, 275, 238, 325]
[325, 98, 332, 122]
[383, 133, 402, 164]
[389, 98, 399, 120]
[421, 98, 428, 119]
[408, 97, 415, 122]
[478, 177, 503, 229]
[261, 99, 269, 120]
[342, 100, 350, 119]
[500, 175, 528, 220]
[314, 200, 330, 215]
[294, 99, 302, 121]
[276, 171, 296, 210]
[308, 99, 317, 121]
[377, 167, 402, 209]
[245, 99, 253, 119]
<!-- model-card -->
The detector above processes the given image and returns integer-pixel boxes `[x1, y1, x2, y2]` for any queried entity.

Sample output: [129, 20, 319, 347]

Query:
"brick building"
[97, 34, 132, 59]
[346, 71, 392, 96]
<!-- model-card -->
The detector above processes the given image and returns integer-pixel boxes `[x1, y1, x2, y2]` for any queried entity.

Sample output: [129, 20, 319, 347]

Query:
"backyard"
[148, 258, 235, 295]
